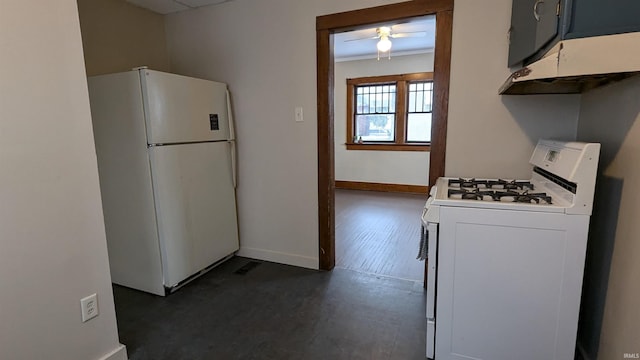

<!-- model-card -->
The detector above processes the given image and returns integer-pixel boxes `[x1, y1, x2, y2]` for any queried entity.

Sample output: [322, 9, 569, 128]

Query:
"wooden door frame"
[316, 0, 454, 273]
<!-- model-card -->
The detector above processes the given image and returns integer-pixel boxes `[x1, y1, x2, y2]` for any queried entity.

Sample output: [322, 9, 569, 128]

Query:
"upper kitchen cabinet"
[508, 0, 640, 67]
[508, 0, 559, 66]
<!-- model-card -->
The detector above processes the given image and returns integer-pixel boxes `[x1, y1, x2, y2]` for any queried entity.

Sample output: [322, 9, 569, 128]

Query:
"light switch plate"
[295, 107, 304, 122]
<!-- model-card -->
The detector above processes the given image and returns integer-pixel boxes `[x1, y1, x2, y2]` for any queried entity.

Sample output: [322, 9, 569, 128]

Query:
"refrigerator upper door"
[149, 141, 239, 287]
[140, 69, 230, 144]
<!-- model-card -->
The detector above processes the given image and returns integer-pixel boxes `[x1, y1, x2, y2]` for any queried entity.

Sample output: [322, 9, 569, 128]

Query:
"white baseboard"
[99, 344, 127, 360]
[237, 247, 318, 269]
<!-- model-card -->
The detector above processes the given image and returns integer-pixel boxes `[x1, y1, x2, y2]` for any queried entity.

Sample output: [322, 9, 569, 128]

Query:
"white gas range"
[421, 139, 600, 360]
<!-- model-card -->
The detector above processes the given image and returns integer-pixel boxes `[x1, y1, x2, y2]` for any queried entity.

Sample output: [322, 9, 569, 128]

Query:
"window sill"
[345, 143, 430, 151]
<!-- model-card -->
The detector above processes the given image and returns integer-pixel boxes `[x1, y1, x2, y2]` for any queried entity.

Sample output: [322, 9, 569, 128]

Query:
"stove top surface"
[429, 177, 571, 213]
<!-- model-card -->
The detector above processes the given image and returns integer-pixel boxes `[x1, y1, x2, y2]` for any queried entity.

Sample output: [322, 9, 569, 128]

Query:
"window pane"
[355, 114, 395, 142]
[356, 94, 364, 113]
[408, 90, 416, 112]
[423, 91, 432, 112]
[406, 113, 432, 142]
[355, 83, 397, 116]
[389, 92, 396, 113]
[408, 80, 433, 113]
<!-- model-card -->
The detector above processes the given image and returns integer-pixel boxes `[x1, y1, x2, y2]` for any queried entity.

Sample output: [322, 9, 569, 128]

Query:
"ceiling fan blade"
[344, 35, 379, 42]
[390, 31, 428, 39]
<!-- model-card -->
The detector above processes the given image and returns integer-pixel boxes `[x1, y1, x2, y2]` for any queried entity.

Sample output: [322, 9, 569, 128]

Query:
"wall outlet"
[80, 293, 99, 322]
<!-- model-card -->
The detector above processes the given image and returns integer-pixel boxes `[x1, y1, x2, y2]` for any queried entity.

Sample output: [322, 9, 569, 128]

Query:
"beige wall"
[77, 0, 169, 76]
[164, 0, 581, 269]
[577, 77, 640, 360]
[335, 53, 433, 186]
[446, 0, 580, 180]
[0, 0, 125, 359]
[165, 0, 412, 269]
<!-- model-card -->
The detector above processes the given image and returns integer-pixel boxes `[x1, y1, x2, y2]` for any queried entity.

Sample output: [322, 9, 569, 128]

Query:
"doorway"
[316, 0, 454, 277]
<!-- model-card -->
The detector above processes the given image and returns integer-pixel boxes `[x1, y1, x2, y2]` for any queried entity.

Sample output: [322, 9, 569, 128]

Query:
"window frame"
[346, 72, 433, 152]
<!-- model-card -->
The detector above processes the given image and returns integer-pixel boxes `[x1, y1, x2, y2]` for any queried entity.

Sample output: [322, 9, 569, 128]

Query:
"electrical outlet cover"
[80, 293, 99, 322]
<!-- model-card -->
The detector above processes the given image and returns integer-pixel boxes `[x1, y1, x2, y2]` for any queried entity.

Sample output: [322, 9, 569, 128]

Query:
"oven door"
[425, 221, 438, 359]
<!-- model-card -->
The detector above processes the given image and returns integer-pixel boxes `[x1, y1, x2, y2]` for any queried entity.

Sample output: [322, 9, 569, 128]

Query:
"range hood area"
[500, 32, 640, 95]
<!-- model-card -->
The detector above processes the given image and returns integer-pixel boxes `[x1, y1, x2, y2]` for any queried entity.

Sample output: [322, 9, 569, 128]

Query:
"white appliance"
[421, 140, 600, 360]
[88, 68, 239, 296]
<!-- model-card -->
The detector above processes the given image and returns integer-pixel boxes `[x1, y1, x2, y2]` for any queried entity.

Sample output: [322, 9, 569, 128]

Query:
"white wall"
[165, 0, 582, 269]
[0, 1, 126, 359]
[334, 53, 433, 186]
[576, 77, 640, 360]
[165, 0, 411, 269]
[446, 0, 580, 180]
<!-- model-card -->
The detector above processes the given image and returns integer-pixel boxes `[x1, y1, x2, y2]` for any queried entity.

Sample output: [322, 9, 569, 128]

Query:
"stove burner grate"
[448, 189, 494, 201]
[448, 189, 553, 204]
[491, 191, 553, 204]
[449, 178, 534, 190]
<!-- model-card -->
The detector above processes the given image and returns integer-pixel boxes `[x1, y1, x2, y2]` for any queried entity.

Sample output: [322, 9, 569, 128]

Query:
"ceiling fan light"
[377, 36, 392, 52]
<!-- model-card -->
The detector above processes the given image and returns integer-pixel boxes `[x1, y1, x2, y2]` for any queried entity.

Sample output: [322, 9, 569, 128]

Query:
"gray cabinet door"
[508, 0, 539, 66]
[534, 0, 561, 49]
[508, 0, 560, 66]
[569, 0, 640, 38]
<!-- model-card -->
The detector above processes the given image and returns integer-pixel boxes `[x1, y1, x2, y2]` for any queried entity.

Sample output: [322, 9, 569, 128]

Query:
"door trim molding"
[336, 180, 429, 194]
[316, 0, 453, 271]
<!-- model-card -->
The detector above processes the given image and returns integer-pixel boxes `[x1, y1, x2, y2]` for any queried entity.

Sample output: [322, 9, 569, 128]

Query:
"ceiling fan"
[345, 26, 428, 54]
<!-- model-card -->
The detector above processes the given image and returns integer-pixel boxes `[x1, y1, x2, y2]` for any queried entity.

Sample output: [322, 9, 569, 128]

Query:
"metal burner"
[449, 178, 534, 191]
[493, 191, 552, 204]
[448, 178, 488, 188]
[487, 179, 534, 190]
[448, 188, 494, 201]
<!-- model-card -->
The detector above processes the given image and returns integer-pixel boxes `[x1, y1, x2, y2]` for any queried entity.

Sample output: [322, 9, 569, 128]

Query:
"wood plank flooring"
[335, 189, 427, 281]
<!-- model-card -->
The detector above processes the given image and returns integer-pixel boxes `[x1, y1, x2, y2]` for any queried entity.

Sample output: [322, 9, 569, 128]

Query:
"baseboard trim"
[335, 180, 428, 194]
[237, 247, 318, 269]
[99, 344, 127, 360]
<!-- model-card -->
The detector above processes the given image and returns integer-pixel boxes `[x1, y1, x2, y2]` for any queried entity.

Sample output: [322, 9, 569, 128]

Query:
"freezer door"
[141, 69, 230, 144]
[149, 141, 239, 287]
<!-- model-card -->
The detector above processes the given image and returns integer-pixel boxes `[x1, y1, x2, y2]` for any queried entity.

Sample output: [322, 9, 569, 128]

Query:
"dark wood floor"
[335, 189, 427, 282]
[115, 257, 426, 360]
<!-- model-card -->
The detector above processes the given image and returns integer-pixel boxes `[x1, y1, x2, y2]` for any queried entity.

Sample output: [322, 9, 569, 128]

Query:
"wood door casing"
[316, 0, 454, 278]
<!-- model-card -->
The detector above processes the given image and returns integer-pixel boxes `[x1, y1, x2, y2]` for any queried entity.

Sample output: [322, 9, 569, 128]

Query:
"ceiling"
[334, 16, 436, 61]
[126, 0, 233, 14]
[125, 1, 434, 61]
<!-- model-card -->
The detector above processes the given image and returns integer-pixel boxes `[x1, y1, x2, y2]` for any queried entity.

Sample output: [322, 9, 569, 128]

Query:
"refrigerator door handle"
[229, 140, 237, 189]
[226, 89, 236, 141]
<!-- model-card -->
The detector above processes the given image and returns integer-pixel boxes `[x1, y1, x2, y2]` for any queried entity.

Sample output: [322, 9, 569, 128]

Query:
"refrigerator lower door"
[149, 141, 239, 288]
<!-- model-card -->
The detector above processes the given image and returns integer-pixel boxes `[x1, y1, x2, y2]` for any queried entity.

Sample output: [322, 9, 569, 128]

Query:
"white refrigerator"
[88, 68, 239, 296]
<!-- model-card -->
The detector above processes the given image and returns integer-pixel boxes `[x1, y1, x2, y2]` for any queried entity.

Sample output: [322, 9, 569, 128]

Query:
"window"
[347, 72, 433, 151]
